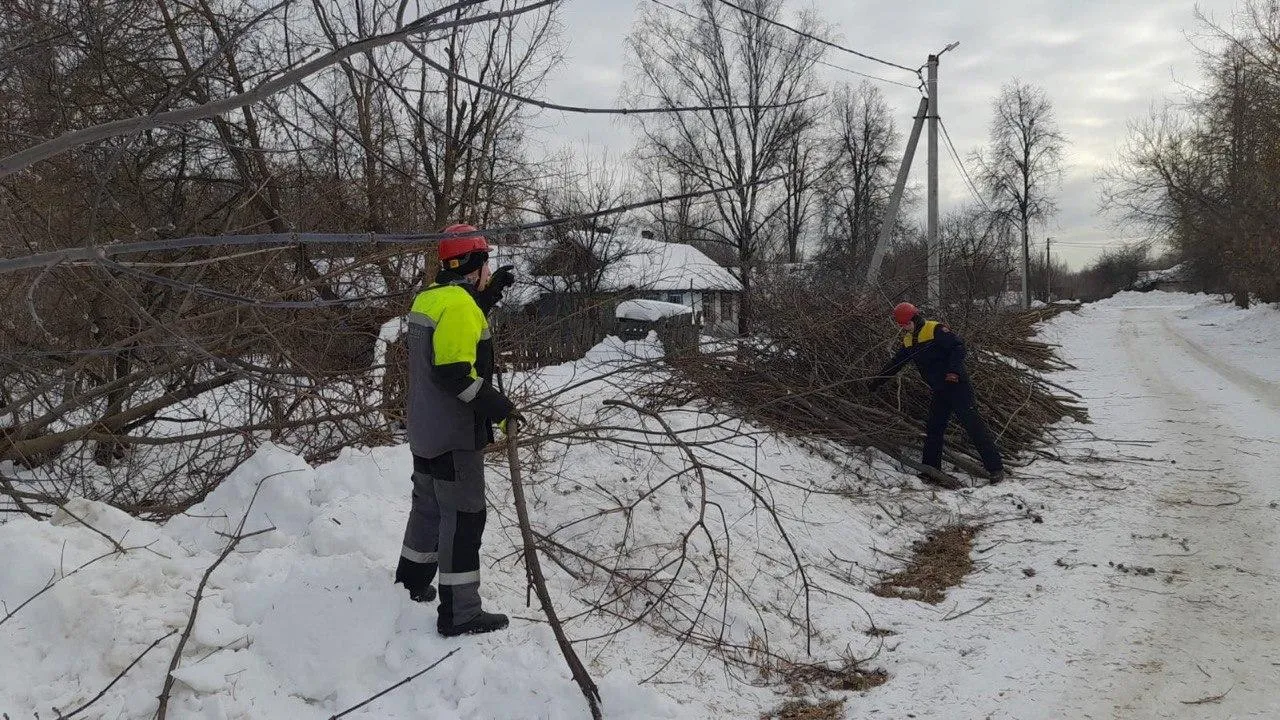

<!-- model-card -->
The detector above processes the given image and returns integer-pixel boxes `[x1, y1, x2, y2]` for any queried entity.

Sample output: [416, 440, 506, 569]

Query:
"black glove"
[489, 264, 516, 291]
[472, 384, 514, 421]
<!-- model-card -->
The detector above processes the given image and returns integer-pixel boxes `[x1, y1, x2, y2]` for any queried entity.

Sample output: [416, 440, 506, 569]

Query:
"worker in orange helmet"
[394, 223, 518, 636]
[869, 302, 1005, 484]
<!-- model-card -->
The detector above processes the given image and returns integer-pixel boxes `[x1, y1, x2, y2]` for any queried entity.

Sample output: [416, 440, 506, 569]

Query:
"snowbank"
[3, 333, 978, 719]
[0, 440, 684, 719]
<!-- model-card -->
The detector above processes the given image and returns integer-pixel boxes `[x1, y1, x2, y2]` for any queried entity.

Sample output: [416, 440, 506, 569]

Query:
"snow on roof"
[615, 299, 694, 322]
[590, 233, 741, 292]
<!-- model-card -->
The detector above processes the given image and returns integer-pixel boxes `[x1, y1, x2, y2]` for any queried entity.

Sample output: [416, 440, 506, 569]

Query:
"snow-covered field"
[2, 291, 1278, 719]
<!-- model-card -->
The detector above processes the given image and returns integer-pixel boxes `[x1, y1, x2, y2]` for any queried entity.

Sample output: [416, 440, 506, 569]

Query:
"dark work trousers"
[400, 449, 487, 629]
[922, 380, 1004, 474]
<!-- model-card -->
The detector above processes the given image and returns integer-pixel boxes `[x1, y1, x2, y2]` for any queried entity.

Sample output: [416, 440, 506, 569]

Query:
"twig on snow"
[941, 597, 992, 621]
[0, 543, 153, 629]
[327, 648, 461, 719]
[1181, 685, 1232, 705]
[1158, 490, 1242, 508]
[155, 470, 286, 719]
[54, 630, 177, 719]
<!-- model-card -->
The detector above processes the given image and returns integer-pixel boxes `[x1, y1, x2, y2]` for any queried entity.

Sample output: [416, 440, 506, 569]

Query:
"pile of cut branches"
[666, 287, 1086, 479]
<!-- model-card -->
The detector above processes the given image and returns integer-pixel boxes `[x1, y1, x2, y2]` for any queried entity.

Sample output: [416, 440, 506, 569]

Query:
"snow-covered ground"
[2, 292, 1278, 719]
[0, 336, 953, 719]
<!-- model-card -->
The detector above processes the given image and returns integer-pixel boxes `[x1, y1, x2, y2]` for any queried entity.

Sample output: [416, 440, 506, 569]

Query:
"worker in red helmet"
[394, 223, 519, 636]
[869, 302, 1005, 484]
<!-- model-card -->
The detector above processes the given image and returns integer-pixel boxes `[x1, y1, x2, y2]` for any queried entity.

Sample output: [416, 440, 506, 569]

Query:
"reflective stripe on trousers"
[401, 450, 487, 627]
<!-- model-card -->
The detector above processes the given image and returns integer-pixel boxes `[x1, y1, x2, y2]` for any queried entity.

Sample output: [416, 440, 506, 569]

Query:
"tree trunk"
[737, 272, 751, 336]
[1231, 270, 1250, 308]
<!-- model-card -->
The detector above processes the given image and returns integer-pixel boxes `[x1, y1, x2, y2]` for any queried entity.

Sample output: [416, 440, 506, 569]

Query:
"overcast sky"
[525, 0, 1241, 269]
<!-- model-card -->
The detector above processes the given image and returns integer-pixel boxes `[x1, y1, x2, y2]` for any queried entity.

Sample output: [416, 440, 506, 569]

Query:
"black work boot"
[438, 610, 509, 637]
[394, 556, 438, 603]
[987, 469, 1006, 485]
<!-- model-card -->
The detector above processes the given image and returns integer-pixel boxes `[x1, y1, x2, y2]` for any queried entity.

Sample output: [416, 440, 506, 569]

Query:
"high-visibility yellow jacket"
[405, 276, 512, 458]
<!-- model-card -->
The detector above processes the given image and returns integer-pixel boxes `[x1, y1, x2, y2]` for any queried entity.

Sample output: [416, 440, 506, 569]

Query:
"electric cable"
[647, 0, 920, 90]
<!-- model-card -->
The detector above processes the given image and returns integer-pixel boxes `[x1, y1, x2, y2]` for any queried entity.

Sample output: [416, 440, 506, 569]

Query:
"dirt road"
[861, 295, 1280, 719]
[1065, 303, 1280, 718]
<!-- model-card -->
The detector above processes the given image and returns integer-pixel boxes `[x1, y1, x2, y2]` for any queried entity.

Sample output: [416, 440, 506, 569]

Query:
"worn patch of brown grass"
[781, 661, 889, 694]
[762, 698, 846, 720]
[872, 525, 978, 604]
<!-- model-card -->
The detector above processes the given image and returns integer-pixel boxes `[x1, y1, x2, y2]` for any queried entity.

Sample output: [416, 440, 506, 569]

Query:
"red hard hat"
[892, 302, 919, 327]
[438, 223, 491, 263]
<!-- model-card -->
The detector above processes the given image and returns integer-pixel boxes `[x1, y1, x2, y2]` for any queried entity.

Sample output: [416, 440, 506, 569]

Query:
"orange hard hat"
[892, 302, 919, 327]
[438, 223, 491, 265]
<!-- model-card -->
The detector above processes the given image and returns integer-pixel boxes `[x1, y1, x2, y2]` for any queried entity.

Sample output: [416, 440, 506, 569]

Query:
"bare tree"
[938, 206, 1015, 320]
[0, 0, 563, 512]
[626, 0, 822, 334]
[1103, 2, 1280, 306]
[778, 125, 821, 264]
[817, 82, 900, 273]
[972, 80, 1065, 308]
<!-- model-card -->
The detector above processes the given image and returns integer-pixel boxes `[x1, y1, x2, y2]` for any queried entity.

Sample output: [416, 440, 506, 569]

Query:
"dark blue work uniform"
[871, 320, 1003, 474]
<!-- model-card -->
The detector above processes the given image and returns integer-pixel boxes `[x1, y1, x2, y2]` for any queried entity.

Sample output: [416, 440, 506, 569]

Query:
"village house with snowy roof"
[490, 226, 744, 339]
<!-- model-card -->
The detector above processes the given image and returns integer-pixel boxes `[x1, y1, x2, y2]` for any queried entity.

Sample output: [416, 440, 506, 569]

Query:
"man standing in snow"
[395, 223, 518, 636]
[869, 302, 1005, 484]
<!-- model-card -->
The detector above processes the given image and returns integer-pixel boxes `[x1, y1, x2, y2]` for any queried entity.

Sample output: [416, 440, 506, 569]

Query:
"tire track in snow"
[1076, 308, 1280, 719]
[1158, 316, 1280, 413]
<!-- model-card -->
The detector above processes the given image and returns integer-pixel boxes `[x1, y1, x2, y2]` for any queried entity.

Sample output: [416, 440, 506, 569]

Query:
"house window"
[720, 292, 734, 320]
[666, 292, 684, 305]
[704, 291, 718, 324]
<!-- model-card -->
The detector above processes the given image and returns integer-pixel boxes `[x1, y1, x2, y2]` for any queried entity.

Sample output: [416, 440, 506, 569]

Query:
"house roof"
[568, 232, 741, 292]
[488, 231, 742, 307]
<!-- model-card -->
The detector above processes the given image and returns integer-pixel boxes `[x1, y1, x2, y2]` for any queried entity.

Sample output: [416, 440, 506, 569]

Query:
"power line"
[942, 135, 985, 209]
[938, 117, 981, 203]
[0, 172, 789, 275]
[409, 43, 825, 113]
[938, 117, 987, 210]
[647, 0, 919, 90]
[711, 0, 922, 76]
